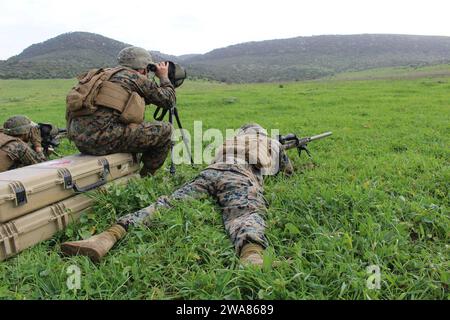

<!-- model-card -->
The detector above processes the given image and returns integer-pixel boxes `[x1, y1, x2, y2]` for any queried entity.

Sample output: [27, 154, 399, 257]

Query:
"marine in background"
[66, 46, 176, 177]
[0, 115, 47, 172]
[61, 123, 294, 267]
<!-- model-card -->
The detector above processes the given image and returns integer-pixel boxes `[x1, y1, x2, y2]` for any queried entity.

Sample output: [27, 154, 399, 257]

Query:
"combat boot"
[240, 243, 264, 267]
[61, 224, 126, 262]
[139, 165, 156, 177]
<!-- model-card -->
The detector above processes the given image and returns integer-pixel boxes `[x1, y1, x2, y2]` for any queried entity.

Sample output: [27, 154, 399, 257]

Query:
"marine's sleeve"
[29, 126, 43, 150]
[279, 148, 294, 176]
[3, 140, 46, 166]
[138, 76, 176, 109]
[111, 69, 176, 110]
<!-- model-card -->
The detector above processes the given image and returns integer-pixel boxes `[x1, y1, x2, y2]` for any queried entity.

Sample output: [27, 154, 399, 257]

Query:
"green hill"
[2, 32, 450, 82]
[184, 34, 450, 82]
[0, 32, 171, 79]
[0, 32, 130, 79]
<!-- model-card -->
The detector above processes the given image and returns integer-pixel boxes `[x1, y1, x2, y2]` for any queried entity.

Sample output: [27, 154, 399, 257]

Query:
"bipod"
[154, 105, 194, 175]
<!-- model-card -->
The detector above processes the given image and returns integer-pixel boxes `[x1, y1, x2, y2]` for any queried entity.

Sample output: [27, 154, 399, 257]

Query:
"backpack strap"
[67, 67, 130, 121]
[0, 133, 19, 148]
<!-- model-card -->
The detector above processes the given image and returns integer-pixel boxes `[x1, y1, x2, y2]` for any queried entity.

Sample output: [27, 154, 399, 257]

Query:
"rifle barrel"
[282, 131, 332, 150]
[309, 132, 332, 141]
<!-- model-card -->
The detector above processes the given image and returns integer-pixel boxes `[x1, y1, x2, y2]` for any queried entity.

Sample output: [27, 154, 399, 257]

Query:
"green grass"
[329, 63, 450, 81]
[0, 75, 449, 300]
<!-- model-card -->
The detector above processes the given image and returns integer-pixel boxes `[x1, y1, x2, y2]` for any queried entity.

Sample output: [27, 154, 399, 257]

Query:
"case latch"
[58, 168, 74, 189]
[9, 181, 27, 207]
[99, 159, 111, 178]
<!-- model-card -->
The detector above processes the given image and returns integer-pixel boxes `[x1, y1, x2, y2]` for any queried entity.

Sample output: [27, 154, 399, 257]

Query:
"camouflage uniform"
[68, 67, 176, 174]
[0, 132, 46, 172]
[117, 126, 293, 254]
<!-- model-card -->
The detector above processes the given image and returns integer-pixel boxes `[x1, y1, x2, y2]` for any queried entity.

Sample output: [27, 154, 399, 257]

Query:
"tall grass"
[0, 74, 448, 299]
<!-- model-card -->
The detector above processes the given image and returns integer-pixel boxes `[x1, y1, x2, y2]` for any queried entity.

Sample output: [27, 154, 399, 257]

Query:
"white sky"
[0, 0, 449, 60]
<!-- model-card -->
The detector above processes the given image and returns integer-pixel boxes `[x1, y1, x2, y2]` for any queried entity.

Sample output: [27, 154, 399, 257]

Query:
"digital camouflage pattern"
[117, 125, 294, 254]
[110, 69, 174, 107]
[2, 116, 43, 151]
[0, 132, 46, 172]
[28, 126, 43, 151]
[68, 67, 176, 174]
[117, 47, 154, 70]
[118, 166, 269, 253]
[3, 115, 36, 136]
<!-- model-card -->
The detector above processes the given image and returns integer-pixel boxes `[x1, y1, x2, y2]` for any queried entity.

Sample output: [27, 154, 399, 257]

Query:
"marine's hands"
[35, 146, 44, 154]
[154, 61, 169, 80]
[280, 152, 294, 177]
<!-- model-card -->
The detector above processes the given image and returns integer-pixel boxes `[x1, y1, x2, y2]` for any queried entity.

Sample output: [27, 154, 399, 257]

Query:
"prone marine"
[61, 123, 294, 266]
[0, 115, 47, 172]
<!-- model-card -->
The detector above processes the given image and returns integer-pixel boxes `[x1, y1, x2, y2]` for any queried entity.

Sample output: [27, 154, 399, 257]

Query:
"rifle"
[148, 61, 193, 175]
[37, 123, 67, 157]
[278, 132, 332, 158]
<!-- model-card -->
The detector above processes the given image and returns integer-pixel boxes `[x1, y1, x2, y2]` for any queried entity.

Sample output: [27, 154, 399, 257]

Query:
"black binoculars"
[147, 61, 187, 88]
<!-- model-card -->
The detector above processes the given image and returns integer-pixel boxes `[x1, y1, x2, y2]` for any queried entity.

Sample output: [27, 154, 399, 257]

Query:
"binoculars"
[147, 61, 187, 88]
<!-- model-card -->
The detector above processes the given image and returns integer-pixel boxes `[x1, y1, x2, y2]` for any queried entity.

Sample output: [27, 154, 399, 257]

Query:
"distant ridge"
[184, 34, 450, 82]
[0, 32, 130, 78]
[1, 32, 450, 82]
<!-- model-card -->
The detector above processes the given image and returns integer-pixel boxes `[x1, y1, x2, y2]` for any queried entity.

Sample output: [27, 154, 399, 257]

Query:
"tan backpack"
[66, 67, 145, 125]
[213, 133, 281, 175]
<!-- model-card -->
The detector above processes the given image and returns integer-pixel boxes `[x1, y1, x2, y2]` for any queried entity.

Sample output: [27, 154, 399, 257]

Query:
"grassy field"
[0, 73, 448, 300]
[329, 63, 450, 81]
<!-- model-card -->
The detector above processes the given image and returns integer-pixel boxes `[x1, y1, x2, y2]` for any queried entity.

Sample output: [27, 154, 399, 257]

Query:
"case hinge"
[50, 203, 69, 231]
[0, 223, 20, 258]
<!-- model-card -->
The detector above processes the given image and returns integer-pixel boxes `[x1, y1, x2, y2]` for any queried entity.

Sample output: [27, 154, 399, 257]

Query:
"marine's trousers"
[117, 168, 269, 254]
[70, 110, 173, 174]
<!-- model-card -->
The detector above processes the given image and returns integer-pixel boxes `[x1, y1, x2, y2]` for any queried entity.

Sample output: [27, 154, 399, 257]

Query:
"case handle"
[58, 159, 110, 193]
[72, 176, 107, 193]
[73, 159, 110, 193]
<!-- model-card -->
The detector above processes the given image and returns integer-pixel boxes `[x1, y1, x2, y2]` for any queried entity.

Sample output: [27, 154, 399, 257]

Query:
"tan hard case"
[0, 174, 139, 261]
[0, 153, 140, 223]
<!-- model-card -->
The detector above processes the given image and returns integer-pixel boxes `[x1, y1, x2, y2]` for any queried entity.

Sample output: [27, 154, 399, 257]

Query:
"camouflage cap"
[237, 123, 267, 136]
[3, 115, 37, 136]
[117, 46, 154, 70]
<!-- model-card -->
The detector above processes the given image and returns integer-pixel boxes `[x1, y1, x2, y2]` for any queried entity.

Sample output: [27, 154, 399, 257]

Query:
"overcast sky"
[1, 0, 449, 60]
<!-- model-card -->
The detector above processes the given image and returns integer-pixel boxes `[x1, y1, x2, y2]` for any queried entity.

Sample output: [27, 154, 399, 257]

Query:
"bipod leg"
[173, 107, 194, 166]
[169, 107, 176, 175]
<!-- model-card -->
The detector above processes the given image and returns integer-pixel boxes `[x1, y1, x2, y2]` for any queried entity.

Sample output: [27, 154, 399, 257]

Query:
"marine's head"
[3, 115, 36, 141]
[117, 46, 154, 70]
[236, 123, 268, 136]
[236, 123, 294, 176]
[260, 139, 294, 176]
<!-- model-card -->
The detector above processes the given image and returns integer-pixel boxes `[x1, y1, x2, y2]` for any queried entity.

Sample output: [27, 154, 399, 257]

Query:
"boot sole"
[61, 242, 102, 263]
